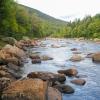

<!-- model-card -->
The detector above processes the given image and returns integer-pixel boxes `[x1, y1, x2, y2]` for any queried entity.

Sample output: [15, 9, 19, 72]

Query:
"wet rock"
[76, 75, 88, 78]
[4, 57, 23, 66]
[70, 54, 84, 61]
[86, 53, 94, 58]
[92, 52, 100, 62]
[2, 79, 47, 100]
[71, 48, 77, 51]
[40, 55, 53, 61]
[31, 59, 41, 64]
[73, 51, 81, 54]
[54, 84, 75, 94]
[27, 72, 66, 83]
[7, 69, 22, 79]
[15, 39, 38, 49]
[0, 77, 11, 93]
[48, 87, 62, 100]
[71, 79, 86, 85]
[0, 65, 20, 80]
[7, 63, 20, 72]
[58, 68, 78, 77]
[29, 54, 40, 59]
[51, 44, 60, 48]
[0, 66, 8, 72]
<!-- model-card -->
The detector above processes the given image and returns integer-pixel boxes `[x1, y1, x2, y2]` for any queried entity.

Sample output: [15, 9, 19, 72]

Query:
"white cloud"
[17, 0, 100, 21]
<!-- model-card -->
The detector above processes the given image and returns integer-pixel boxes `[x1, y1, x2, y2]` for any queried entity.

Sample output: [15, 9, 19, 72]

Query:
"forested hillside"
[0, 0, 67, 39]
[55, 14, 100, 38]
[0, 0, 100, 39]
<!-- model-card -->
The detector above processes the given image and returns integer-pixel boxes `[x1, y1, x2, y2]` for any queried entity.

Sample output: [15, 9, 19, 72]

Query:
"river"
[22, 38, 100, 100]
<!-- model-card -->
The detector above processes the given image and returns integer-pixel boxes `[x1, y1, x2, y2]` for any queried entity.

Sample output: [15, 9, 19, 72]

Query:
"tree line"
[0, 0, 100, 39]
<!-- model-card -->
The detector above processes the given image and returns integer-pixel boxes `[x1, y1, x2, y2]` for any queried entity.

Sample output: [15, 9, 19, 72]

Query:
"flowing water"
[22, 38, 100, 100]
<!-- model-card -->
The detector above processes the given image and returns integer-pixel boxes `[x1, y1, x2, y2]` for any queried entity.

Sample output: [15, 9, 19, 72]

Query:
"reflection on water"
[22, 39, 100, 100]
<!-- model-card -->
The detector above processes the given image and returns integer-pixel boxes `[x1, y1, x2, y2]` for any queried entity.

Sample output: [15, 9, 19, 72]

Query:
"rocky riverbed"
[0, 37, 100, 100]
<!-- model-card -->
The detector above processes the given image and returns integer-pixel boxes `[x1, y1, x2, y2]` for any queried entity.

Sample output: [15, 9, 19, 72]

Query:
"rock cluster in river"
[0, 37, 100, 100]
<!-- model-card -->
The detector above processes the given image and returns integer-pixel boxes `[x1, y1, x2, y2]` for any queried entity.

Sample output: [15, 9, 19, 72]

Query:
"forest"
[0, 0, 100, 39]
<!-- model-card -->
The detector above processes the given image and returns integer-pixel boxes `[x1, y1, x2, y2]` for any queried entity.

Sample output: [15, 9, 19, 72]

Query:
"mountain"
[18, 4, 67, 26]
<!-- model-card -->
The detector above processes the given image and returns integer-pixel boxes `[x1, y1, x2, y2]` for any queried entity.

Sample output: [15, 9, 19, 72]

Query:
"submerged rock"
[70, 48, 77, 51]
[40, 55, 53, 61]
[54, 84, 75, 94]
[29, 54, 40, 59]
[31, 59, 41, 64]
[71, 79, 86, 85]
[86, 53, 94, 58]
[2, 79, 47, 100]
[70, 54, 84, 61]
[92, 52, 100, 62]
[27, 71, 66, 83]
[51, 44, 60, 48]
[76, 75, 88, 78]
[58, 68, 78, 77]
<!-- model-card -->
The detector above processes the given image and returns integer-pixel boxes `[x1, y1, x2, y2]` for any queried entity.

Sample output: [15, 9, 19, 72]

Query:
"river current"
[22, 38, 100, 100]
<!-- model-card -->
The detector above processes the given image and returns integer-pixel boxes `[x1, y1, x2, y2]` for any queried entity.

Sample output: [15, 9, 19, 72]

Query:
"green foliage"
[55, 14, 100, 39]
[0, 0, 100, 39]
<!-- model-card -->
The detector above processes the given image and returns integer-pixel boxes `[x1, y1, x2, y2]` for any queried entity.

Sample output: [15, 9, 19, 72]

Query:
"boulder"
[27, 72, 66, 83]
[0, 66, 8, 72]
[71, 79, 86, 85]
[30, 55, 40, 59]
[31, 59, 41, 64]
[0, 65, 20, 80]
[70, 54, 83, 61]
[92, 52, 100, 62]
[3, 45, 26, 58]
[51, 44, 60, 48]
[70, 48, 77, 51]
[7, 63, 20, 72]
[48, 87, 62, 100]
[54, 84, 75, 94]
[0, 50, 13, 60]
[86, 53, 94, 58]
[4, 57, 22, 66]
[0, 70, 10, 78]
[7, 69, 22, 79]
[2, 79, 47, 100]
[40, 55, 53, 61]
[0, 77, 11, 93]
[73, 51, 81, 54]
[2, 37, 17, 45]
[58, 68, 78, 77]
[15, 39, 38, 49]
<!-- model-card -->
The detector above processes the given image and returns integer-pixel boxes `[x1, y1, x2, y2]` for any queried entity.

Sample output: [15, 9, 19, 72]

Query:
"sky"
[17, 0, 100, 21]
